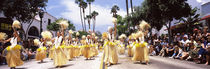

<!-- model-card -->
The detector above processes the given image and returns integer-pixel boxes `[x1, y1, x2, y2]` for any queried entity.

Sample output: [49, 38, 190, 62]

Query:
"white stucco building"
[201, 2, 210, 28]
[0, 12, 57, 39]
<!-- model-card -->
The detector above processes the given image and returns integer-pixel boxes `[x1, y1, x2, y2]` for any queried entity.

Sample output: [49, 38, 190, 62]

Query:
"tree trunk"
[88, 19, 90, 30]
[93, 18, 96, 32]
[80, 7, 84, 31]
[130, 0, 133, 13]
[126, 0, 130, 34]
[168, 21, 172, 44]
[126, 0, 129, 16]
[89, 3, 91, 15]
[83, 8, 87, 31]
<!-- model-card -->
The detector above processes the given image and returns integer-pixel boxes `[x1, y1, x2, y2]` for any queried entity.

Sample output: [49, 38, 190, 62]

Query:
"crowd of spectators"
[149, 26, 210, 65]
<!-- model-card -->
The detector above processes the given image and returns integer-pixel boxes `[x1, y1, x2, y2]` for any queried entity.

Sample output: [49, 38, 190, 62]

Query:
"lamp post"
[38, 9, 44, 38]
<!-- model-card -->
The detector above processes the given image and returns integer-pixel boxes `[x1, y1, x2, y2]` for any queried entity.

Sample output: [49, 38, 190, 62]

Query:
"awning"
[200, 15, 210, 21]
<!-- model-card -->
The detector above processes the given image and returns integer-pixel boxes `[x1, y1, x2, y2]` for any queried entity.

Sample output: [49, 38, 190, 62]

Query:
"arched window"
[28, 26, 39, 37]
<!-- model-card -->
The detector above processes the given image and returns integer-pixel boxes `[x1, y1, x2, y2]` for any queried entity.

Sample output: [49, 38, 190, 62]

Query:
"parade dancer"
[52, 19, 68, 68]
[34, 39, 46, 63]
[127, 35, 134, 57]
[118, 34, 126, 55]
[3, 20, 24, 69]
[132, 20, 150, 65]
[66, 30, 74, 60]
[83, 35, 92, 60]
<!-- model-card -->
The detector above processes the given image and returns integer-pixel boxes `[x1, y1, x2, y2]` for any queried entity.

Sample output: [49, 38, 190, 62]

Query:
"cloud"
[59, 0, 126, 32]
[196, 0, 209, 4]
[47, 5, 60, 10]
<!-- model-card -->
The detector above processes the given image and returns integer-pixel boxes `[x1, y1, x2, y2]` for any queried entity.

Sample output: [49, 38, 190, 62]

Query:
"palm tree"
[111, 5, 120, 18]
[81, 1, 88, 31]
[86, 0, 95, 15]
[75, 0, 85, 31]
[86, 15, 92, 30]
[130, 0, 133, 13]
[126, 0, 129, 16]
[91, 11, 99, 32]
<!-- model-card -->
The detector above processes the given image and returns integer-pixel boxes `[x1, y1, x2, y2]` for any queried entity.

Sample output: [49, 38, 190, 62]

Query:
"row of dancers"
[0, 19, 151, 69]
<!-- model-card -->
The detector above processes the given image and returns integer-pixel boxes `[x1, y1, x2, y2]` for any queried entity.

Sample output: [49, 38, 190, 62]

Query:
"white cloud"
[59, 0, 126, 32]
[196, 0, 209, 4]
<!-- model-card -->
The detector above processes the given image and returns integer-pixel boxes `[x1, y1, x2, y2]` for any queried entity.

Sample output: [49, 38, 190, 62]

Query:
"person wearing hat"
[127, 35, 134, 57]
[103, 26, 118, 66]
[52, 19, 69, 68]
[132, 20, 150, 65]
[118, 34, 126, 55]
[2, 20, 24, 69]
[179, 35, 190, 52]
[34, 39, 47, 63]
[83, 35, 92, 60]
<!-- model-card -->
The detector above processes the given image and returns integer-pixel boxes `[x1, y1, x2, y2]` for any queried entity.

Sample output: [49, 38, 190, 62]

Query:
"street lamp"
[38, 9, 44, 38]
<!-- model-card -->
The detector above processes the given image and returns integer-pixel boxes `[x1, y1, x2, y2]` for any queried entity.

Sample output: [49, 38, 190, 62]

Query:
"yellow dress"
[49, 48, 54, 59]
[35, 46, 47, 61]
[118, 43, 125, 54]
[127, 44, 133, 57]
[93, 44, 99, 56]
[104, 41, 118, 64]
[4, 45, 24, 67]
[83, 45, 91, 59]
[142, 42, 149, 61]
[67, 45, 74, 60]
[74, 46, 80, 57]
[132, 42, 149, 62]
[132, 42, 143, 61]
[52, 45, 68, 66]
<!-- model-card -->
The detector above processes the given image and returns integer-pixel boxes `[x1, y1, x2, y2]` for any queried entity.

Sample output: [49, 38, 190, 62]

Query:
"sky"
[46, 0, 210, 33]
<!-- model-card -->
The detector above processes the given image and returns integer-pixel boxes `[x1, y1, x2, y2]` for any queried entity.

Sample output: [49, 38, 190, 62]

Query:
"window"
[48, 19, 51, 25]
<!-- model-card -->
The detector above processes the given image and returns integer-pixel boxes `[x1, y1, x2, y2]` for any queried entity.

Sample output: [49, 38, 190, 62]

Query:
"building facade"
[201, 2, 210, 30]
[0, 12, 57, 40]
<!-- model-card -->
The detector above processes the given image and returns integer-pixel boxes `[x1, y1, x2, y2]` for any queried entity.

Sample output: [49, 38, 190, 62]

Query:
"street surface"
[0, 52, 210, 69]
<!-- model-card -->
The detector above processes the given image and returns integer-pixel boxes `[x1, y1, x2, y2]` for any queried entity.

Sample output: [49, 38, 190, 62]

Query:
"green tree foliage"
[47, 18, 76, 32]
[91, 11, 99, 32]
[111, 5, 120, 17]
[0, 0, 48, 23]
[179, 7, 200, 33]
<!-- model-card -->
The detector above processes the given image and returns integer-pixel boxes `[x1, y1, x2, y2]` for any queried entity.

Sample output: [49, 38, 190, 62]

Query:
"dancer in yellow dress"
[34, 39, 47, 62]
[127, 35, 134, 57]
[83, 35, 92, 60]
[118, 34, 126, 55]
[52, 19, 68, 68]
[2, 20, 24, 69]
[132, 20, 150, 65]
[66, 30, 74, 60]
[104, 26, 118, 65]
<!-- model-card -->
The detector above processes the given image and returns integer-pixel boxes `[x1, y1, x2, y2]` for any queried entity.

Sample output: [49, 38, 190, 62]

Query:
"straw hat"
[12, 20, 21, 29]
[33, 39, 40, 46]
[139, 20, 151, 31]
[41, 31, 52, 40]
[0, 32, 7, 40]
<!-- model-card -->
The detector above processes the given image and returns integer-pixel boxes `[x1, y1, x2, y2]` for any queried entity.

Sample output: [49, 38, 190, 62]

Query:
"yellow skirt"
[118, 46, 125, 54]
[35, 49, 46, 61]
[53, 48, 67, 66]
[104, 45, 118, 64]
[68, 47, 74, 60]
[5, 46, 24, 67]
[132, 47, 149, 61]
[127, 46, 133, 57]
[83, 47, 91, 58]
[49, 49, 54, 59]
